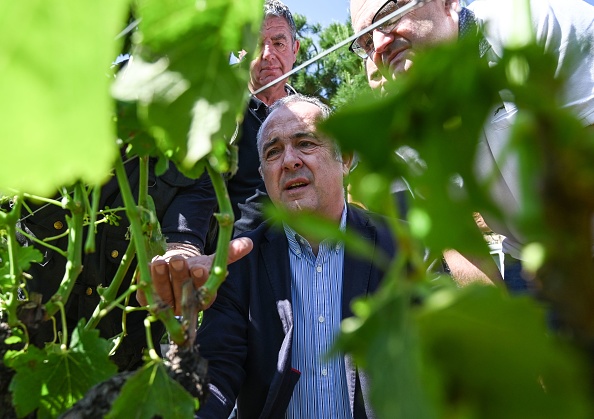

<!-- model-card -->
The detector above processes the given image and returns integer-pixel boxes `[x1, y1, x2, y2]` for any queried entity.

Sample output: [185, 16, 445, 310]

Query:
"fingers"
[136, 285, 148, 306]
[184, 237, 253, 281]
[227, 237, 253, 264]
[169, 256, 191, 316]
[140, 237, 253, 314]
[149, 260, 175, 309]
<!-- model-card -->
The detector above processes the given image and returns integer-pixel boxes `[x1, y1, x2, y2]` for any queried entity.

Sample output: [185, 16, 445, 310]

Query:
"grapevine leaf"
[0, 0, 129, 196]
[6, 322, 117, 418]
[417, 285, 591, 418]
[0, 245, 43, 289]
[336, 285, 436, 419]
[323, 36, 506, 255]
[112, 0, 263, 178]
[107, 358, 196, 419]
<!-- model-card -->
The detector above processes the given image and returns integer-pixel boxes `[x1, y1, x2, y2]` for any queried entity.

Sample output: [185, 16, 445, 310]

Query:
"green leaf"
[336, 282, 437, 419]
[418, 286, 592, 418]
[107, 358, 196, 419]
[0, 245, 43, 289]
[7, 322, 117, 418]
[112, 0, 263, 178]
[0, 0, 128, 196]
[265, 203, 391, 271]
[323, 35, 506, 255]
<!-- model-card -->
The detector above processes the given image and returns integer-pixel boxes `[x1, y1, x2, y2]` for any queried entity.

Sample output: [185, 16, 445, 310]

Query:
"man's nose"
[282, 148, 302, 170]
[261, 43, 275, 60]
[372, 30, 395, 56]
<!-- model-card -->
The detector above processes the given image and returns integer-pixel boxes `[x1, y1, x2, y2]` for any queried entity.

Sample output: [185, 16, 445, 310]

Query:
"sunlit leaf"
[0, 1, 128, 196]
[265, 203, 391, 271]
[112, 0, 263, 178]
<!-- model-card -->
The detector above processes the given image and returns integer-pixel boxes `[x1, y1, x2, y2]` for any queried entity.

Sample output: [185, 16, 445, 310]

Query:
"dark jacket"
[196, 204, 397, 418]
[19, 157, 216, 370]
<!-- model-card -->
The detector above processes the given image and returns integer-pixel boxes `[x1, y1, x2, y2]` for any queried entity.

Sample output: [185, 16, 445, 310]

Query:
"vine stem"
[44, 183, 85, 318]
[84, 241, 136, 331]
[2, 196, 23, 327]
[113, 155, 185, 344]
[84, 184, 101, 253]
[15, 228, 68, 258]
[199, 163, 234, 310]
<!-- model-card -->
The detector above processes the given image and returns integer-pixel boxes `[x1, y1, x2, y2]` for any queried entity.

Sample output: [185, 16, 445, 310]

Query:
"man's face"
[350, 0, 459, 79]
[249, 16, 300, 91]
[259, 101, 351, 220]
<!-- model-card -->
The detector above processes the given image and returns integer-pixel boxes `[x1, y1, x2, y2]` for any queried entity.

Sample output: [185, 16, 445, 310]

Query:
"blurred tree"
[289, 15, 369, 109]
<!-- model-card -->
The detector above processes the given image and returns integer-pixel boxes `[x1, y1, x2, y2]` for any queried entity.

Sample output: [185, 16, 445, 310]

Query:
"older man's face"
[259, 101, 351, 221]
[249, 16, 300, 92]
[350, 0, 459, 80]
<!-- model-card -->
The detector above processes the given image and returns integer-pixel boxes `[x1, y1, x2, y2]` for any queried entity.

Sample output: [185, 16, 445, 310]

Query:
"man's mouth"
[384, 44, 410, 75]
[287, 182, 307, 190]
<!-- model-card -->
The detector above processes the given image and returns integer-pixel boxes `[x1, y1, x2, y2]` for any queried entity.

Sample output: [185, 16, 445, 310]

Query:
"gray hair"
[257, 94, 342, 161]
[264, 0, 298, 42]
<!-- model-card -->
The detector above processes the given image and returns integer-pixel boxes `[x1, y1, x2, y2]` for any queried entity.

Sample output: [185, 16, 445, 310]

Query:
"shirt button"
[111, 250, 119, 258]
[321, 368, 328, 376]
[53, 221, 64, 230]
[316, 265, 322, 273]
[318, 316, 325, 323]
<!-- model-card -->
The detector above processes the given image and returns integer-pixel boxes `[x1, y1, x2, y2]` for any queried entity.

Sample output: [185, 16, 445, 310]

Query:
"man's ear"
[258, 166, 263, 178]
[293, 40, 300, 59]
[445, 0, 461, 15]
[341, 152, 355, 176]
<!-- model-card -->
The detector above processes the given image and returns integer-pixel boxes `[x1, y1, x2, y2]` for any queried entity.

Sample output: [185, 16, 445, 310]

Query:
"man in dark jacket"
[196, 94, 396, 418]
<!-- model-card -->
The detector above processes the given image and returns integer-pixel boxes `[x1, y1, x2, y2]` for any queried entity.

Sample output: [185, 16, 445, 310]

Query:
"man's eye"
[299, 140, 316, 149]
[265, 148, 280, 159]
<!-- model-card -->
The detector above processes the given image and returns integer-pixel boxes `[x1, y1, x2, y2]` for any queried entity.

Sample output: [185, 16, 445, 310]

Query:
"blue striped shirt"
[284, 205, 351, 419]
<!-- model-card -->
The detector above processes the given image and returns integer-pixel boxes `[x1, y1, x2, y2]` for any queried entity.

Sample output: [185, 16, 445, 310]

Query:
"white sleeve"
[468, 0, 594, 125]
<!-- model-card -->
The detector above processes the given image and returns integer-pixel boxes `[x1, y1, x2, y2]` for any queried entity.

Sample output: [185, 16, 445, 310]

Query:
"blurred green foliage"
[0, 1, 128, 196]
[1, 0, 594, 417]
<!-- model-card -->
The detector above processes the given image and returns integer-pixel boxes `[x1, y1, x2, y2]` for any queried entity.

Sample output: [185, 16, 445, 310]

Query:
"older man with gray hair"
[195, 94, 397, 418]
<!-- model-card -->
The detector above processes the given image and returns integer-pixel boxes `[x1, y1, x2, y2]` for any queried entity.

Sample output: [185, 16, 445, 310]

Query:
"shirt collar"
[283, 201, 348, 256]
[250, 84, 296, 110]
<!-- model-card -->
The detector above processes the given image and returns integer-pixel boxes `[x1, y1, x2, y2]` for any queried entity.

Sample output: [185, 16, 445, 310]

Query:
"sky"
[282, 0, 351, 26]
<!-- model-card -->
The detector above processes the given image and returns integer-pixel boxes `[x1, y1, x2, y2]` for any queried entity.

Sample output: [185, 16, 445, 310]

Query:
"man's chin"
[260, 73, 284, 84]
[386, 55, 414, 79]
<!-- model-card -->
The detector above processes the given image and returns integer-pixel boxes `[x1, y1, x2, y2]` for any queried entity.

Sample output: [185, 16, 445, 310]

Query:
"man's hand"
[137, 237, 253, 315]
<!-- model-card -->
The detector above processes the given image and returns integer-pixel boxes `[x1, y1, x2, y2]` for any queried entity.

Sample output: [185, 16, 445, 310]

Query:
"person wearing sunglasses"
[349, 0, 594, 293]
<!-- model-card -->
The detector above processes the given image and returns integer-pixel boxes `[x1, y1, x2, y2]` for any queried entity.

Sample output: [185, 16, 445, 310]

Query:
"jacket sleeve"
[160, 168, 217, 253]
[195, 259, 251, 418]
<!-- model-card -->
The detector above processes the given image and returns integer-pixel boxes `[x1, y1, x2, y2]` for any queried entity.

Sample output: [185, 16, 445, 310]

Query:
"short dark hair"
[264, 0, 298, 42]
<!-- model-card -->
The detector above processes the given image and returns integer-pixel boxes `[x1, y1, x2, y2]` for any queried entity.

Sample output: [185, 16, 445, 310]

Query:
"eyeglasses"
[349, 0, 418, 59]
